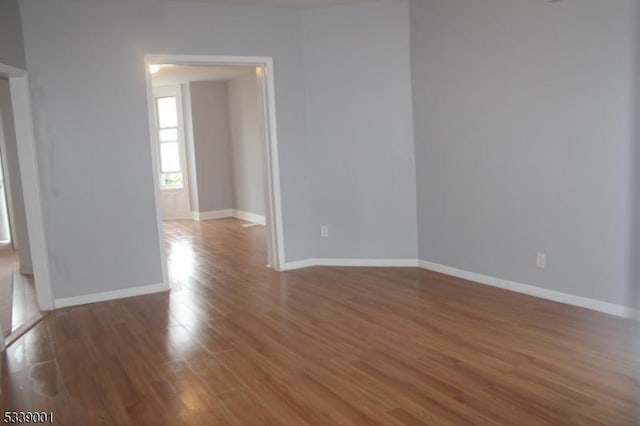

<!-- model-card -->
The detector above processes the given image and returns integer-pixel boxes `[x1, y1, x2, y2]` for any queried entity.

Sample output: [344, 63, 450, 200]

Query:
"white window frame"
[152, 85, 189, 191]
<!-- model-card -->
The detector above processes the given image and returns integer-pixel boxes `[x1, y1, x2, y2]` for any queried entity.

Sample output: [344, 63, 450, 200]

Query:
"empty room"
[1, 0, 639, 424]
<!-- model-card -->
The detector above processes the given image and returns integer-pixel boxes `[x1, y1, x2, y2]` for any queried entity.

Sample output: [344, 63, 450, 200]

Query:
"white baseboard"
[282, 258, 318, 271]
[282, 258, 419, 271]
[54, 282, 170, 309]
[234, 210, 266, 225]
[191, 209, 265, 225]
[315, 258, 420, 267]
[192, 209, 234, 221]
[419, 260, 640, 320]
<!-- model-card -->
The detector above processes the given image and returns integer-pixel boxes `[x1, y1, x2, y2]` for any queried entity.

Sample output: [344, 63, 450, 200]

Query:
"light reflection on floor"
[166, 233, 202, 357]
[167, 239, 196, 282]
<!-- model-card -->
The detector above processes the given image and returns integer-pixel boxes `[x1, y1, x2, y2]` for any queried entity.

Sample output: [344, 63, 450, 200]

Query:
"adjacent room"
[0, 76, 40, 346]
[150, 64, 267, 225]
[149, 63, 273, 286]
[1, 0, 639, 424]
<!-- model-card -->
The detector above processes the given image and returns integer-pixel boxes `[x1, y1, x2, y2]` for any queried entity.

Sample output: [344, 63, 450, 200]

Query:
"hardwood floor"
[2, 218, 639, 424]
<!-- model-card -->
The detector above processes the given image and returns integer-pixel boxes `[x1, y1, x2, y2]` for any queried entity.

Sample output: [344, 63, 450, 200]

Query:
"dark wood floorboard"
[1, 218, 639, 425]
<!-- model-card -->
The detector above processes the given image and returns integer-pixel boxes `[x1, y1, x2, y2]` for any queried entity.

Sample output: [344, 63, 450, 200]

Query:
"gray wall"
[631, 2, 640, 310]
[0, 0, 26, 69]
[181, 83, 199, 212]
[410, 0, 638, 308]
[19, 0, 313, 299]
[228, 71, 266, 217]
[303, 0, 418, 259]
[18, 0, 636, 309]
[0, 79, 32, 273]
[189, 80, 235, 213]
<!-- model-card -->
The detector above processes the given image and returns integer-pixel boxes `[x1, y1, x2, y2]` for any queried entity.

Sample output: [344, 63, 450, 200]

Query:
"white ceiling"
[151, 64, 255, 87]
[161, 0, 375, 7]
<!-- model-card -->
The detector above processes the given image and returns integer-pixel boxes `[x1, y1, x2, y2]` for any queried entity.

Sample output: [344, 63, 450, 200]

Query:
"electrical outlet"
[536, 252, 546, 269]
[320, 225, 329, 238]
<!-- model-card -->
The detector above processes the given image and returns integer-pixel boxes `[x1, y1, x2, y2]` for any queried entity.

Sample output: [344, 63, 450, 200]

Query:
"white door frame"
[144, 54, 286, 277]
[0, 62, 54, 311]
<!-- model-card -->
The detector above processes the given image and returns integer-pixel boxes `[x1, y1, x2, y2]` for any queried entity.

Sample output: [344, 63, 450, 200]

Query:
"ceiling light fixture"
[149, 64, 161, 74]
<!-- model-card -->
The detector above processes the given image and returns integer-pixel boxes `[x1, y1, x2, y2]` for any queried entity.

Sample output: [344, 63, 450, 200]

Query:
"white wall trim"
[315, 258, 419, 267]
[190, 209, 266, 224]
[54, 282, 170, 309]
[281, 258, 419, 270]
[419, 260, 640, 320]
[192, 209, 234, 221]
[234, 210, 266, 225]
[282, 258, 317, 271]
[0, 63, 54, 310]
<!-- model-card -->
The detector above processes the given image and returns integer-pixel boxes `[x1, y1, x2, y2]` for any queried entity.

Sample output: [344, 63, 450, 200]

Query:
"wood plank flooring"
[1, 218, 639, 424]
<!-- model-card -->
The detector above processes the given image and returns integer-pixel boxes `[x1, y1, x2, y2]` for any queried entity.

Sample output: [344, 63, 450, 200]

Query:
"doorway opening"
[0, 120, 16, 338]
[144, 55, 285, 287]
[0, 63, 53, 349]
[0, 151, 10, 245]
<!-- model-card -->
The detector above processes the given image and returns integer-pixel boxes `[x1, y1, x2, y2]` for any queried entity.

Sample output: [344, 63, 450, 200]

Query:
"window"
[156, 96, 183, 188]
